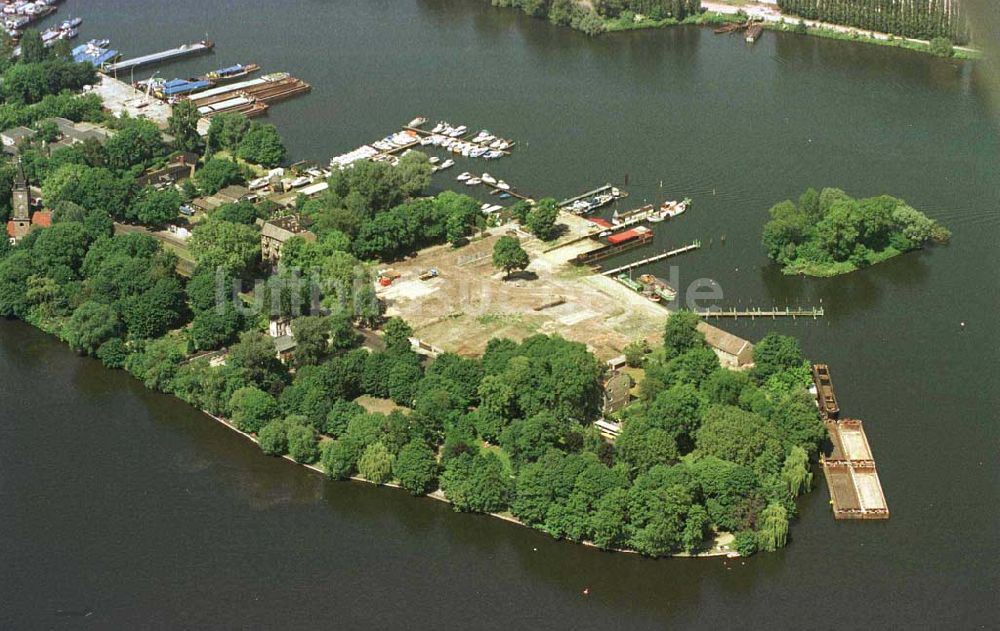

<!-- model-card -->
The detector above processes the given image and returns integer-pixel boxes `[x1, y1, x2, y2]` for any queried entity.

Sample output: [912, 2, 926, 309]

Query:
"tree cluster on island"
[762, 187, 950, 277]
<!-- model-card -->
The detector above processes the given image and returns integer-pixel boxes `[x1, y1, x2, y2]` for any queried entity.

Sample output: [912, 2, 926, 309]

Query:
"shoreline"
[501, 2, 980, 61]
[202, 401, 738, 559]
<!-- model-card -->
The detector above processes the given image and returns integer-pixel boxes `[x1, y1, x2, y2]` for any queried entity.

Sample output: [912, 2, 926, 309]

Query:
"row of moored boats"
[456, 171, 511, 190]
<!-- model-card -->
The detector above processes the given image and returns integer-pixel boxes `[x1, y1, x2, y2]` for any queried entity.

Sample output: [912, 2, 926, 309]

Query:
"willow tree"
[758, 503, 789, 552]
[781, 446, 813, 497]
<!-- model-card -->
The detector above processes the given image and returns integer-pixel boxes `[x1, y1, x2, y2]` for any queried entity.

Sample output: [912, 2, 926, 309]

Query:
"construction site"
[378, 213, 672, 360]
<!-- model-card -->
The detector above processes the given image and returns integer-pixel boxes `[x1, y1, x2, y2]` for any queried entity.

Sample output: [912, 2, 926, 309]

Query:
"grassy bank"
[762, 20, 981, 60]
[779, 247, 905, 277]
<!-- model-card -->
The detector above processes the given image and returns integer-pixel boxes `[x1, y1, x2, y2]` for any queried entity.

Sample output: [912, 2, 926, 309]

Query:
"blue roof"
[73, 47, 119, 66]
[215, 64, 244, 75]
[162, 79, 212, 96]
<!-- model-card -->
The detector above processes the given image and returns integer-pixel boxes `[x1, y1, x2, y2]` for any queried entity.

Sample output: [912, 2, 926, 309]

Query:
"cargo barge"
[106, 40, 214, 73]
[811, 363, 840, 419]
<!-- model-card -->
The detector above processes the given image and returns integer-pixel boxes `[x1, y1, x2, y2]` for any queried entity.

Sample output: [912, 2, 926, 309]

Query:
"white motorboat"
[495, 180, 510, 190]
[456, 172, 472, 181]
[465, 177, 482, 186]
[484, 204, 503, 214]
[439, 159, 455, 170]
[481, 173, 497, 185]
[431, 122, 446, 133]
[428, 156, 440, 165]
[408, 116, 427, 128]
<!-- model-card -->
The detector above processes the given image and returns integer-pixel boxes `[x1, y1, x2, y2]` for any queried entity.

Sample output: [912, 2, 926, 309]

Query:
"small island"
[762, 187, 950, 277]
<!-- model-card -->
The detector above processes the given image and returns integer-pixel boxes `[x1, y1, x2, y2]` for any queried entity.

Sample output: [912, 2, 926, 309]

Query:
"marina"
[404, 121, 516, 159]
[106, 40, 215, 73]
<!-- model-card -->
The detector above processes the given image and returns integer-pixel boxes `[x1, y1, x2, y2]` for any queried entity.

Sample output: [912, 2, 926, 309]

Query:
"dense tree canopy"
[763, 188, 950, 276]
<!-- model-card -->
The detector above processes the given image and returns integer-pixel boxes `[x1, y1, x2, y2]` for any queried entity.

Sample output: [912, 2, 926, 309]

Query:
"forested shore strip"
[202, 404, 734, 558]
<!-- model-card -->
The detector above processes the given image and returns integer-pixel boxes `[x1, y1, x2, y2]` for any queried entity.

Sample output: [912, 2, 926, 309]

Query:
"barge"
[106, 40, 214, 73]
[811, 363, 840, 419]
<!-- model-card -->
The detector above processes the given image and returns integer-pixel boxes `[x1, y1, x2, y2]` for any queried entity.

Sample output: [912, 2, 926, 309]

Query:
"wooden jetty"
[558, 184, 628, 210]
[695, 306, 824, 319]
[481, 181, 533, 203]
[714, 21, 746, 34]
[599, 241, 702, 275]
[822, 419, 889, 520]
[107, 40, 214, 73]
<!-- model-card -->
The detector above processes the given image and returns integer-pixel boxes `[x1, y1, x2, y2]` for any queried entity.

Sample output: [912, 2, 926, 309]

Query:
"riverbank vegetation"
[488, 0, 710, 36]
[762, 187, 950, 276]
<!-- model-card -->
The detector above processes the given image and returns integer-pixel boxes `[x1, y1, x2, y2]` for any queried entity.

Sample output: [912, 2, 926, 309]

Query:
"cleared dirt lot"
[379, 216, 669, 360]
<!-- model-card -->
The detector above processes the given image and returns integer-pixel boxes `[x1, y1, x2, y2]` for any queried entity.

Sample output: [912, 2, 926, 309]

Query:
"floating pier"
[107, 40, 214, 73]
[695, 306, 824, 319]
[822, 419, 889, 520]
[598, 242, 701, 275]
[558, 184, 628, 214]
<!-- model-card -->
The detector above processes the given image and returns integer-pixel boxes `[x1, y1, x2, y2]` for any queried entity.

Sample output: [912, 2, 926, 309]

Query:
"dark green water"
[2, 1, 998, 628]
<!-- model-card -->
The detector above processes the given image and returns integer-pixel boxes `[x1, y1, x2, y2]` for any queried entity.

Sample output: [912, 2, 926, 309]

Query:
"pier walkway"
[696, 306, 824, 319]
[599, 242, 701, 275]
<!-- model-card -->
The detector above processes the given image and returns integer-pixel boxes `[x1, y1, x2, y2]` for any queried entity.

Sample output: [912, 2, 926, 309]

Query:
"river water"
[2, 1, 998, 628]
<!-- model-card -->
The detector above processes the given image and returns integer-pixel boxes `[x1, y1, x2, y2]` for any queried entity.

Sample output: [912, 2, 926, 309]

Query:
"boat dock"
[403, 125, 515, 157]
[558, 184, 628, 214]
[106, 40, 215, 73]
[695, 306, 825, 319]
[559, 184, 627, 207]
[822, 419, 889, 520]
[598, 242, 701, 275]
